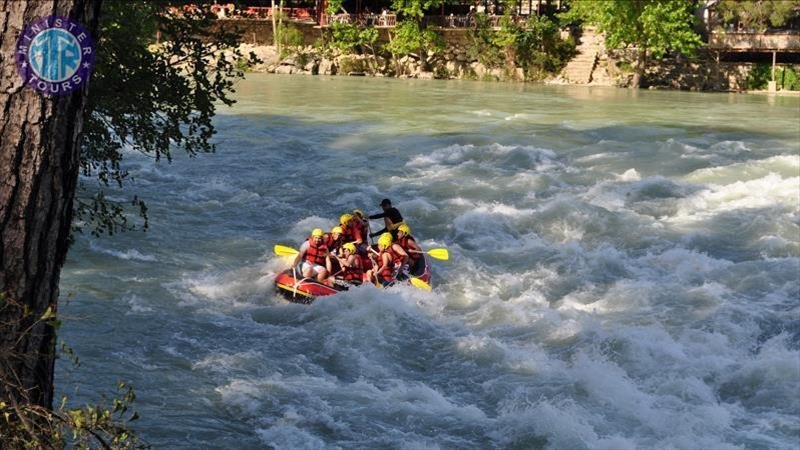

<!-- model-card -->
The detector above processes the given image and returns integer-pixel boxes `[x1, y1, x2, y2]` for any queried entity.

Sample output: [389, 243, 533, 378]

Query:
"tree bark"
[271, 0, 278, 49]
[0, 0, 101, 409]
[631, 46, 647, 89]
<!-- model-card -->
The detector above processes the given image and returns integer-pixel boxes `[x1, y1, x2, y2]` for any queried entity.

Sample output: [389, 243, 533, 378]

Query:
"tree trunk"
[271, 0, 278, 49]
[631, 46, 647, 89]
[278, 0, 285, 55]
[0, 0, 101, 409]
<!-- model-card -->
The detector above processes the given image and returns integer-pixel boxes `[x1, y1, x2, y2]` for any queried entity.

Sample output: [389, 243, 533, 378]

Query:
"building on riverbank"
[193, 0, 800, 92]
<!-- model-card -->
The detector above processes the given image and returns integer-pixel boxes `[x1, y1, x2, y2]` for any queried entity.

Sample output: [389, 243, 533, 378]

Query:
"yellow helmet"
[398, 224, 411, 234]
[342, 243, 356, 253]
[331, 226, 343, 235]
[378, 238, 391, 250]
[340, 213, 353, 225]
[353, 209, 364, 218]
[311, 228, 324, 237]
[380, 232, 393, 243]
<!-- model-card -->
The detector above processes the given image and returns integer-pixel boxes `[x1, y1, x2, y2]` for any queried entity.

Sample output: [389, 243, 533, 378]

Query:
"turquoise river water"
[58, 75, 800, 449]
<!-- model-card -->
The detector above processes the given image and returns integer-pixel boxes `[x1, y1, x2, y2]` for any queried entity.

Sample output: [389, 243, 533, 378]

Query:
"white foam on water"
[88, 241, 158, 262]
[57, 78, 800, 449]
[669, 173, 799, 224]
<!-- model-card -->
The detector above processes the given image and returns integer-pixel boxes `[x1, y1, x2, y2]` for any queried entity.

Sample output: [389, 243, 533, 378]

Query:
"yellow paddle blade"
[274, 244, 299, 256]
[410, 277, 432, 291]
[426, 248, 449, 261]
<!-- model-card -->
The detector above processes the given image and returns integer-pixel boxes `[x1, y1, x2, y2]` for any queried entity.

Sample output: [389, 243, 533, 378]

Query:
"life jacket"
[325, 234, 344, 254]
[341, 255, 363, 282]
[388, 220, 405, 231]
[398, 235, 420, 261]
[355, 220, 368, 242]
[304, 240, 328, 266]
[378, 246, 402, 281]
[343, 222, 363, 244]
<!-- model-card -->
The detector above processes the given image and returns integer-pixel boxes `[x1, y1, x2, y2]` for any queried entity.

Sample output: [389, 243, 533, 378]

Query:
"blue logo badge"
[16, 16, 95, 96]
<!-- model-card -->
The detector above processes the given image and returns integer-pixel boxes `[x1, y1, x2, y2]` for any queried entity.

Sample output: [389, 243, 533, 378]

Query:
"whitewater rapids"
[59, 76, 800, 449]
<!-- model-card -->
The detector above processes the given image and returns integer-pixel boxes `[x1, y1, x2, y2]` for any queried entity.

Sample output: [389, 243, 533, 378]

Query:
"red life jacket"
[398, 235, 420, 261]
[378, 246, 402, 281]
[325, 234, 344, 254]
[304, 240, 328, 266]
[341, 255, 363, 282]
[343, 222, 362, 244]
[356, 220, 368, 241]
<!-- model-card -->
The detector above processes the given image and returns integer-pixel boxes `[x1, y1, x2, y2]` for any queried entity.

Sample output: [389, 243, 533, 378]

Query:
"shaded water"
[59, 75, 800, 449]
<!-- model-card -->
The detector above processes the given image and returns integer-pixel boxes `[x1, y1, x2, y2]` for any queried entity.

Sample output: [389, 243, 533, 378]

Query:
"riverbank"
[236, 43, 800, 94]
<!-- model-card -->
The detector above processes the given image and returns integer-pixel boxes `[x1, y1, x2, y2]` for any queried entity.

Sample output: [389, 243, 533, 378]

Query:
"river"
[58, 75, 800, 449]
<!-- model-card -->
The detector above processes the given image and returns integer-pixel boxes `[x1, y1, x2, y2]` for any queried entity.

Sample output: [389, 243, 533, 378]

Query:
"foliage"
[279, 24, 303, 57]
[716, 0, 800, 32]
[386, 20, 444, 58]
[562, 0, 702, 61]
[391, 0, 450, 19]
[326, 0, 344, 15]
[562, 0, 702, 86]
[0, 293, 146, 448]
[748, 63, 800, 90]
[76, 1, 257, 237]
[329, 22, 379, 54]
[466, 13, 503, 67]
[467, 13, 576, 77]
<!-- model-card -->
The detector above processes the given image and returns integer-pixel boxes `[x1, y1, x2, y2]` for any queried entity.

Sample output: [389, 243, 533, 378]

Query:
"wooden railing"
[322, 13, 397, 27]
[709, 31, 800, 52]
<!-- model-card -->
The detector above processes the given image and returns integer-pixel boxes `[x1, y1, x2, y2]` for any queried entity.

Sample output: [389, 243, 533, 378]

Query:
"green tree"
[78, 1, 256, 236]
[716, 0, 800, 32]
[1, 0, 254, 446]
[386, 20, 445, 69]
[391, 0, 449, 19]
[563, 0, 703, 88]
[387, 0, 450, 70]
[329, 22, 379, 55]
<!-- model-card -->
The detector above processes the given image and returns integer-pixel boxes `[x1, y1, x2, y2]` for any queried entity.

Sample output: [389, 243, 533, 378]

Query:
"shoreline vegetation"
[230, 42, 800, 96]
[198, 0, 800, 95]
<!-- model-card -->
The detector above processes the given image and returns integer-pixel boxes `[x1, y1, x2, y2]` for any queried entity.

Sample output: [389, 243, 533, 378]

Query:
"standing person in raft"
[368, 198, 405, 240]
[293, 228, 332, 286]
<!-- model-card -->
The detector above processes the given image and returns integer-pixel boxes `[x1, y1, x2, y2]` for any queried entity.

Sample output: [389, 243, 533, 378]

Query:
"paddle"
[408, 248, 449, 261]
[274, 244, 299, 256]
[409, 277, 432, 291]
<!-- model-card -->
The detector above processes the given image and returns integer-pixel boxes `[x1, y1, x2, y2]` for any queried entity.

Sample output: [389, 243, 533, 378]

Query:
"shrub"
[329, 22, 378, 54]
[748, 64, 800, 90]
[279, 25, 303, 58]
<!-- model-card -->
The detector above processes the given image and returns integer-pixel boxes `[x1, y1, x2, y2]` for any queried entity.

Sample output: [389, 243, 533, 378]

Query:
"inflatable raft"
[275, 253, 432, 304]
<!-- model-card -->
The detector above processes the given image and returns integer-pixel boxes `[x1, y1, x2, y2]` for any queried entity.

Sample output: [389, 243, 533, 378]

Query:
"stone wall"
[217, 20, 794, 92]
[207, 19, 322, 46]
[590, 48, 797, 91]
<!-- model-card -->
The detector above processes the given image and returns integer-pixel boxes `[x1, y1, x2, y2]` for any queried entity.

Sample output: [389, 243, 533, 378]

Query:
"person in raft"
[368, 198, 405, 240]
[395, 223, 422, 273]
[339, 213, 365, 251]
[333, 242, 364, 284]
[293, 228, 332, 285]
[352, 209, 370, 247]
[366, 233, 409, 286]
[325, 226, 345, 256]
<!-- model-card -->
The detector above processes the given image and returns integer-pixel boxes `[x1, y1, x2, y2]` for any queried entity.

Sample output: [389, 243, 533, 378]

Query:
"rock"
[274, 64, 294, 74]
[318, 58, 334, 75]
[488, 68, 504, 80]
[304, 60, 318, 74]
[418, 71, 435, 80]
[471, 62, 487, 78]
